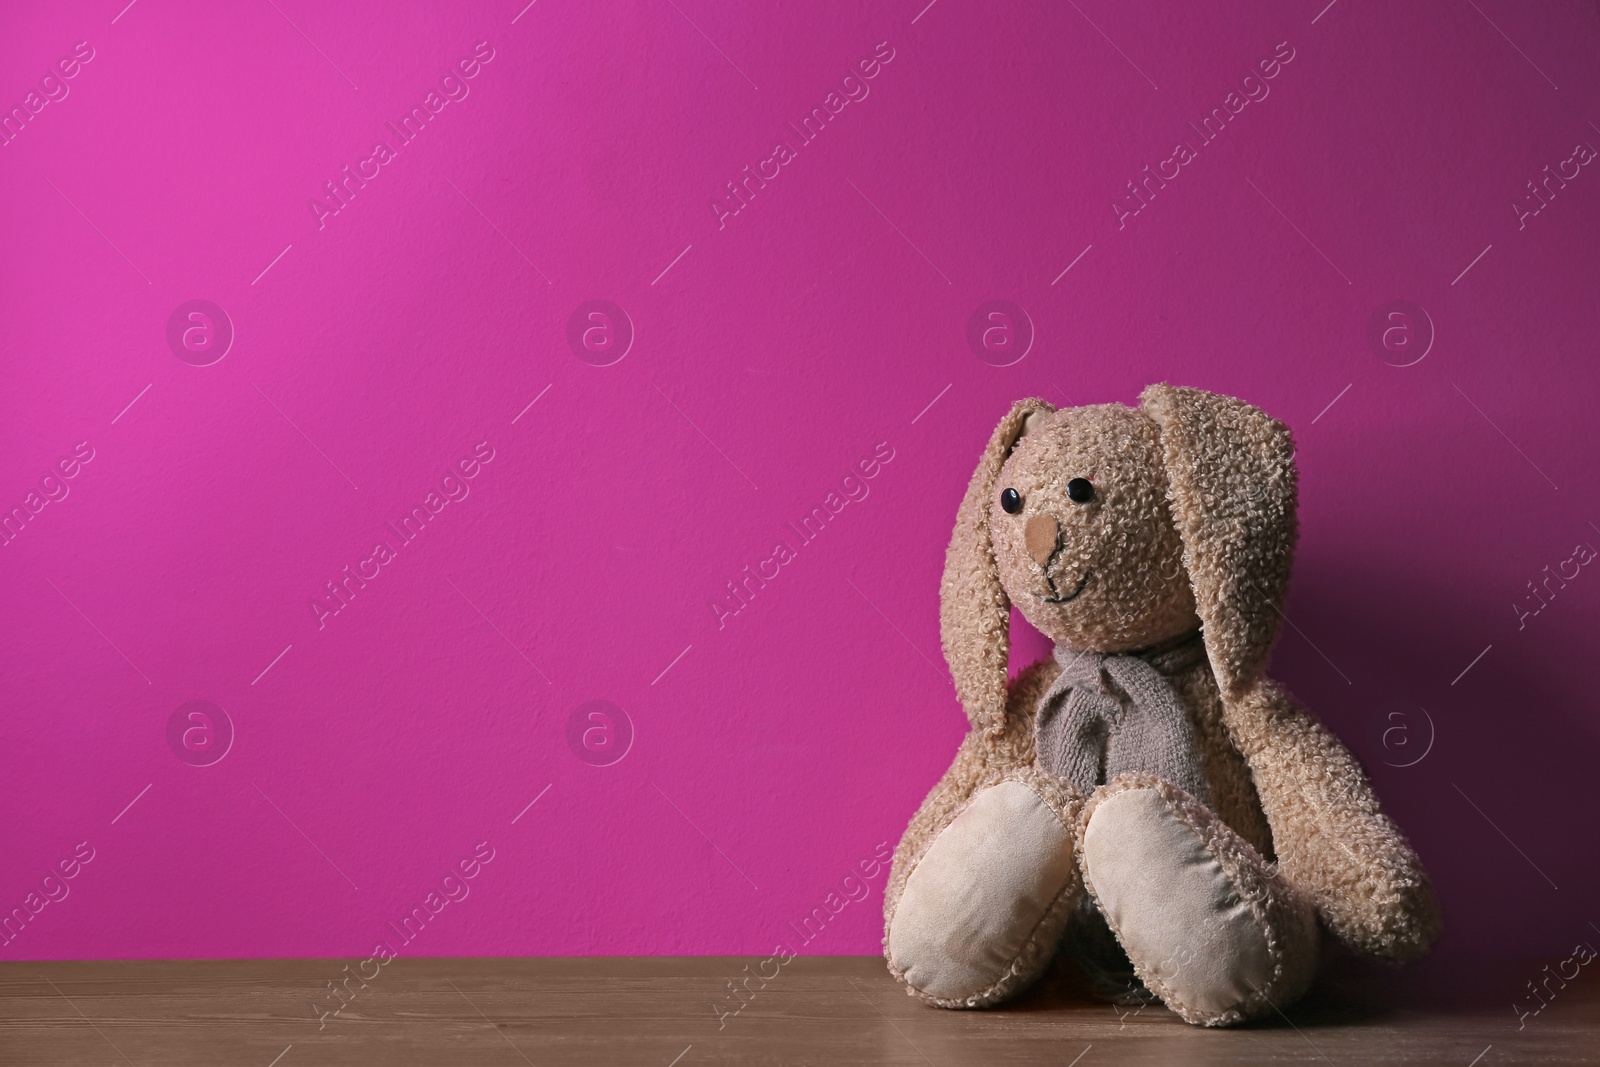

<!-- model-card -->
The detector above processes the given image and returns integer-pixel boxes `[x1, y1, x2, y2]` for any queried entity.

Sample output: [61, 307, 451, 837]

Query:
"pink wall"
[3, 0, 1599, 965]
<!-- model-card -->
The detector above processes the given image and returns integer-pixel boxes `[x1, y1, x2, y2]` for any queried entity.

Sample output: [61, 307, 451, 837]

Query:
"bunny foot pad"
[887, 779, 1081, 1007]
[1079, 774, 1318, 1027]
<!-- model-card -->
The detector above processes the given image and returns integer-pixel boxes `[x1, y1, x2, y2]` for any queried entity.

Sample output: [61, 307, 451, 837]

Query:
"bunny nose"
[1024, 514, 1059, 566]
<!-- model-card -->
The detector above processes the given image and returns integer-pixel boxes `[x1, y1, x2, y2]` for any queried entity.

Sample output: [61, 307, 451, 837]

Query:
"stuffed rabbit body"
[882, 385, 1439, 1027]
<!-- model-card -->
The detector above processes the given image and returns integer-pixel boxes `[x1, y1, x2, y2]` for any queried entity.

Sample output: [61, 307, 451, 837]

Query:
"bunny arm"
[1219, 679, 1440, 961]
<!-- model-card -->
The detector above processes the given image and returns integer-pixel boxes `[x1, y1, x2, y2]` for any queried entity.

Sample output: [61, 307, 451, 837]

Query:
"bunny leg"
[885, 764, 1083, 1008]
[1078, 773, 1319, 1027]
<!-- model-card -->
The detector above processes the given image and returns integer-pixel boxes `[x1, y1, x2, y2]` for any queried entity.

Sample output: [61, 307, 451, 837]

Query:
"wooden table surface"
[1, 953, 1593, 1065]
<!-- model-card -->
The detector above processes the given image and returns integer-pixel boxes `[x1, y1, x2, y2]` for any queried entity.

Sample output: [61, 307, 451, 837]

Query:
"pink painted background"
[3, 0, 1599, 966]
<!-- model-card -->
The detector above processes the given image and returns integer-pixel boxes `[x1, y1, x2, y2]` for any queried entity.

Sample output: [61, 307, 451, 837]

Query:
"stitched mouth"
[1035, 570, 1091, 604]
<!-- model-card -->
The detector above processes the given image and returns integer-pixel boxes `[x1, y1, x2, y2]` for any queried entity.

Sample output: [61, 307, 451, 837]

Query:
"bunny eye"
[1000, 488, 1023, 514]
[1066, 478, 1094, 503]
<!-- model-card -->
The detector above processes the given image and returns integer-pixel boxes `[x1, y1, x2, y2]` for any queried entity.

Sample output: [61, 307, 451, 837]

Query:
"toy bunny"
[883, 385, 1439, 1026]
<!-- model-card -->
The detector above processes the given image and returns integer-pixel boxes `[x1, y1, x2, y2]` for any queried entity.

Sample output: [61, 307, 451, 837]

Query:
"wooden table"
[1, 953, 1592, 1065]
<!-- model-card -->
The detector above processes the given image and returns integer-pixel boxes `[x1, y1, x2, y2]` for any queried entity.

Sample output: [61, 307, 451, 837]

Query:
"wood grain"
[0, 952, 1593, 1065]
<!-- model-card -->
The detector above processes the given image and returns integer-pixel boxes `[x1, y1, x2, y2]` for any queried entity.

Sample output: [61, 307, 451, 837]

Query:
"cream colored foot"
[887, 779, 1080, 1007]
[1079, 776, 1317, 1027]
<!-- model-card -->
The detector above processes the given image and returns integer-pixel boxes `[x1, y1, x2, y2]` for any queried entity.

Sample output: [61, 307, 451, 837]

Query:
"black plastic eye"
[1000, 487, 1022, 514]
[1066, 478, 1094, 503]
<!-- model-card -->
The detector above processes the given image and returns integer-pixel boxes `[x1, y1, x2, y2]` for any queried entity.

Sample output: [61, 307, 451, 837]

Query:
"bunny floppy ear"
[1139, 384, 1298, 700]
[941, 397, 1056, 735]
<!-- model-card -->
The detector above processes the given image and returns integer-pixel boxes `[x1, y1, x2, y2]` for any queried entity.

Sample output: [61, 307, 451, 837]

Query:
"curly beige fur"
[885, 384, 1439, 1023]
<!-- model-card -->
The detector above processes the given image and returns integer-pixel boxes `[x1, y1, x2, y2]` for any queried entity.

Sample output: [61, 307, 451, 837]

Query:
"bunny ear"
[1139, 384, 1298, 700]
[941, 397, 1055, 735]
